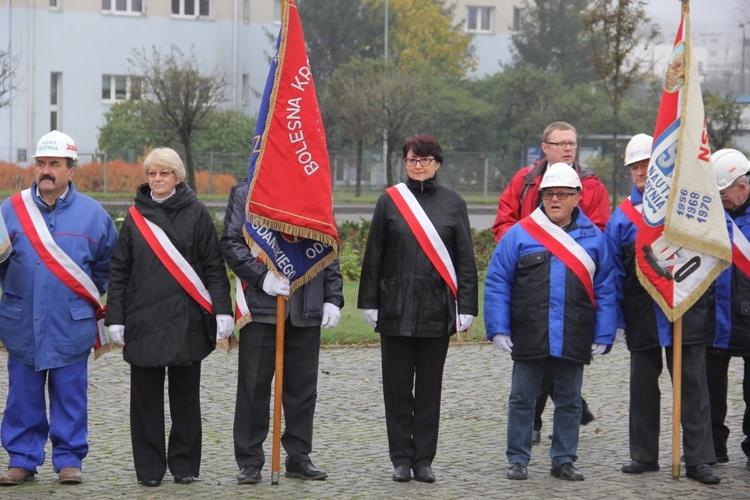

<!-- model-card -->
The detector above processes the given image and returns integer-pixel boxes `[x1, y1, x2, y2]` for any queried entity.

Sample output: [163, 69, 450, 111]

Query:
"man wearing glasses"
[603, 134, 720, 485]
[485, 162, 616, 481]
[491, 121, 609, 442]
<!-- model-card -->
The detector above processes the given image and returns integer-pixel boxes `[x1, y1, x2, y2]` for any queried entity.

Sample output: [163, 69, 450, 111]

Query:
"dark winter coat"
[357, 175, 478, 337]
[106, 182, 232, 367]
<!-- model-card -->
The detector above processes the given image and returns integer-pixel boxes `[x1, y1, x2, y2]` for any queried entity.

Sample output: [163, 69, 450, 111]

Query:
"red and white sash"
[386, 183, 457, 298]
[731, 220, 750, 278]
[620, 197, 645, 230]
[128, 206, 213, 314]
[10, 189, 108, 349]
[235, 278, 252, 329]
[519, 208, 596, 306]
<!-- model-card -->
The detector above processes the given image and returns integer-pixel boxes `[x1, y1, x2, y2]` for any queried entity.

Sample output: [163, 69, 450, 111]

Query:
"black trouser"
[130, 362, 202, 482]
[705, 350, 750, 459]
[533, 359, 590, 431]
[233, 321, 320, 470]
[380, 334, 450, 469]
[629, 345, 715, 466]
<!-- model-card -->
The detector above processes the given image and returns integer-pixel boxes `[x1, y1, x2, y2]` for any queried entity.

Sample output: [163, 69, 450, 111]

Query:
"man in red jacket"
[491, 121, 611, 443]
[491, 121, 611, 243]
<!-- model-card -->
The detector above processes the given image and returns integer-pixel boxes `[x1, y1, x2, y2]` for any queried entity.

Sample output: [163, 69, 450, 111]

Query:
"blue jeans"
[506, 358, 583, 468]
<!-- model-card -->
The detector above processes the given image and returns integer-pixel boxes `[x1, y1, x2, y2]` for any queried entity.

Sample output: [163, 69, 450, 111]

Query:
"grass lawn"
[320, 280, 488, 346]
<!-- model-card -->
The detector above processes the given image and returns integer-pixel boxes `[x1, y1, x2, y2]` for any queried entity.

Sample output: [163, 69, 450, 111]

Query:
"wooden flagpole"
[271, 295, 286, 485]
[672, 0, 689, 481]
[671, 317, 683, 479]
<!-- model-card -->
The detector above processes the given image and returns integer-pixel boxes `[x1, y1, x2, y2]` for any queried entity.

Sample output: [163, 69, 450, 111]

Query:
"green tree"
[128, 45, 231, 190]
[511, 0, 595, 86]
[192, 109, 256, 155]
[98, 100, 165, 154]
[582, 0, 659, 209]
[297, 0, 383, 79]
[704, 90, 744, 150]
[322, 59, 383, 196]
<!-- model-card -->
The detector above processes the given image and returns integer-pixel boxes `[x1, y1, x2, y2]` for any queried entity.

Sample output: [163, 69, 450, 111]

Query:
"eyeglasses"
[541, 191, 578, 200]
[405, 157, 434, 167]
[544, 141, 579, 150]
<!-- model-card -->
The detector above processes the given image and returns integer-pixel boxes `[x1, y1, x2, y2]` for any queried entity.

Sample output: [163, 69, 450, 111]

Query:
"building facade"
[0, 0, 522, 162]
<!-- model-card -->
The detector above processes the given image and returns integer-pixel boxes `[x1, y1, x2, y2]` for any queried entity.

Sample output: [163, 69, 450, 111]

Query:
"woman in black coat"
[358, 133, 478, 483]
[105, 147, 233, 487]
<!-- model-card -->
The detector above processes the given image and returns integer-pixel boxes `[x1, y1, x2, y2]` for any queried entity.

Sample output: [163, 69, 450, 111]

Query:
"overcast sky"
[643, 0, 746, 38]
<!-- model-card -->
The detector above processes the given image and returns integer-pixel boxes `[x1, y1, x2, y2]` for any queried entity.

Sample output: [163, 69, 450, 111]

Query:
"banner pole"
[271, 295, 286, 485]
[671, 317, 683, 479]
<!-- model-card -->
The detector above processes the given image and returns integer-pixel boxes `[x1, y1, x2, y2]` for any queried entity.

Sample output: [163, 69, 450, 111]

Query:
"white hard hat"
[33, 130, 78, 161]
[540, 162, 582, 190]
[625, 133, 653, 166]
[712, 148, 750, 190]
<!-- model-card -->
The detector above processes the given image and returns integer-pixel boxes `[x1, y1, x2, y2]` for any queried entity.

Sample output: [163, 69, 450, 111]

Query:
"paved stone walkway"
[0, 342, 749, 498]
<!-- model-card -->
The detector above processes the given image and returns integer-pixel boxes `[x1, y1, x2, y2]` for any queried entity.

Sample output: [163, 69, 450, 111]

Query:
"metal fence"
[0, 146, 632, 203]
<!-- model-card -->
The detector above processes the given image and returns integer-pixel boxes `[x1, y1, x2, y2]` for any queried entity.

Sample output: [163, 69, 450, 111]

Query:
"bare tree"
[704, 90, 744, 150]
[323, 59, 382, 196]
[582, 0, 659, 209]
[129, 45, 231, 190]
[0, 47, 21, 108]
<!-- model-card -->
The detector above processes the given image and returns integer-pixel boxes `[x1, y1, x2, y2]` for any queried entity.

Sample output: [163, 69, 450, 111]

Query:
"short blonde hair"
[142, 147, 186, 182]
[542, 122, 577, 143]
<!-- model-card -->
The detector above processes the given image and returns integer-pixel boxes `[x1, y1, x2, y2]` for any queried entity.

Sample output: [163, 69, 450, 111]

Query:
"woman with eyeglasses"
[358, 133, 478, 483]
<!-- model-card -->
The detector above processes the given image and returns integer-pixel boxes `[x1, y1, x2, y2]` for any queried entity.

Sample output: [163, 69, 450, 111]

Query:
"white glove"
[492, 334, 513, 353]
[591, 343, 607, 356]
[262, 272, 290, 297]
[361, 309, 378, 328]
[457, 314, 473, 332]
[615, 328, 626, 343]
[321, 303, 341, 330]
[216, 314, 235, 340]
[108, 324, 125, 346]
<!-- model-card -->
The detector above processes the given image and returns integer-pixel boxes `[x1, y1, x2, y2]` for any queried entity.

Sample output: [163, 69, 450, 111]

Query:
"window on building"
[243, 0, 250, 22]
[172, 0, 210, 18]
[467, 6, 492, 33]
[274, 0, 281, 23]
[513, 7, 524, 32]
[101, 0, 143, 14]
[51, 72, 61, 131]
[49, 0, 59, 9]
[102, 75, 142, 102]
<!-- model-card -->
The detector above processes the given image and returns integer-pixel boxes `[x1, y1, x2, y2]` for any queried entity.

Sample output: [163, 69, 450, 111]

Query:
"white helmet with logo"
[540, 162, 582, 190]
[33, 130, 78, 161]
[625, 133, 653, 166]
[712, 148, 749, 190]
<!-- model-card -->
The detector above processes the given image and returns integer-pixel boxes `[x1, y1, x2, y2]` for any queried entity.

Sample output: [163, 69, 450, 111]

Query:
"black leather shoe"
[285, 461, 327, 480]
[532, 430, 541, 445]
[392, 465, 411, 482]
[621, 460, 659, 474]
[507, 463, 527, 480]
[551, 462, 584, 481]
[139, 479, 161, 487]
[173, 475, 198, 484]
[237, 465, 262, 485]
[686, 464, 720, 485]
[580, 404, 595, 426]
[413, 465, 435, 483]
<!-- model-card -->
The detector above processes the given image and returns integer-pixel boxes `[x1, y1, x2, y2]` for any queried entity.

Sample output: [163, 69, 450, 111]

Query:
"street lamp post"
[741, 22, 747, 95]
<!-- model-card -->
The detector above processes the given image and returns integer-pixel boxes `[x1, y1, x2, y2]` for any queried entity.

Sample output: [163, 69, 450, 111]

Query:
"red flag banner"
[635, 9, 731, 321]
[244, 0, 338, 292]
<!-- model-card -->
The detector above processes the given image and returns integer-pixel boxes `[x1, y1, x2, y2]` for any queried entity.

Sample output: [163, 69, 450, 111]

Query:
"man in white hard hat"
[0, 131, 117, 486]
[707, 148, 750, 472]
[492, 122, 605, 443]
[604, 134, 720, 485]
[485, 163, 617, 481]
